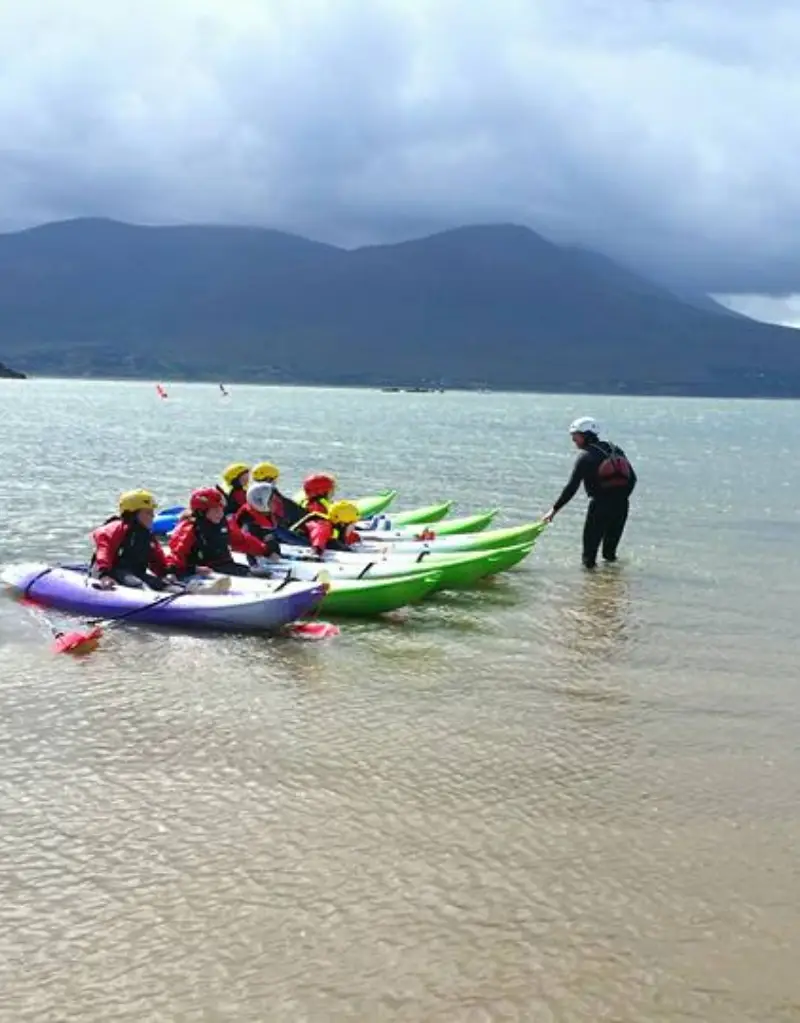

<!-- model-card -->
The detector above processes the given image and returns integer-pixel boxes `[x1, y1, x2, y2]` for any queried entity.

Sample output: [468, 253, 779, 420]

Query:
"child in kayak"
[250, 461, 280, 486]
[250, 460, 307, 529]
[300, 472, 338, 515]
[218, 462, 251, 516]
[169, 488, 259, 579]
[294, 499, 362, 556]
[229, 482, 282, 563]
[91, 490, 182, 591]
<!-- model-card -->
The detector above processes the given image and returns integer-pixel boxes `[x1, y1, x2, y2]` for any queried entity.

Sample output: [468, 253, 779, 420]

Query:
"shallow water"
[1, 379, 799, 1021]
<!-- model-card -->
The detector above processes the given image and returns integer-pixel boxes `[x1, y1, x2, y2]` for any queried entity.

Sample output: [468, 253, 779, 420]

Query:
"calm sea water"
[1, 378, 799, 1022]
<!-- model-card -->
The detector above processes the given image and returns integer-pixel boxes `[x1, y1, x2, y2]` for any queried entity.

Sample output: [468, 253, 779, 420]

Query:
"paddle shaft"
[87, 585, 189, 628]
[23, 569, 186, 631]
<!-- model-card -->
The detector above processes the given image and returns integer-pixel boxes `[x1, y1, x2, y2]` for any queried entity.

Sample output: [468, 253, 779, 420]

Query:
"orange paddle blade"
[287, 621, 340, 640]
[52, 626, 104, 656]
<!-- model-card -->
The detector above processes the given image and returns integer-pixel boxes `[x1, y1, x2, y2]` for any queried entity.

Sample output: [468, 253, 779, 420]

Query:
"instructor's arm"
[542, 456, 586, 523]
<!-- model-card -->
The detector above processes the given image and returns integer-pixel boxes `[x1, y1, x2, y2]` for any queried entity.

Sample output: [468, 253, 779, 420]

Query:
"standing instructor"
[542, 417, 637, 569]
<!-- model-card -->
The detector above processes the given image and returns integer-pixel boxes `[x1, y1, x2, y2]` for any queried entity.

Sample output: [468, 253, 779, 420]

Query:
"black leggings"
[208, 560, 251, 577]
[175, 561, 250, 582]
[110, 569, 170, 591]
[582, 498, 629, 568]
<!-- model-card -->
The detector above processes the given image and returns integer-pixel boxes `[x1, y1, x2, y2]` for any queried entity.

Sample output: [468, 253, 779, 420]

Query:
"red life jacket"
[233, 503, 275, 540]
[91, 516, 164, 576]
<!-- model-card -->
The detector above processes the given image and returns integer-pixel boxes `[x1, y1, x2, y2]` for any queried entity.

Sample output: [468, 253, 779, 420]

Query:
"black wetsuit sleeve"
[277, 489, 307, 528]
[553, 454, 588, 512]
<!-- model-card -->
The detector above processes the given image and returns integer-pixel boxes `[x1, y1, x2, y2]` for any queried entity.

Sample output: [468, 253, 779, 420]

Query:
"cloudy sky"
[2, 0, 800, 318]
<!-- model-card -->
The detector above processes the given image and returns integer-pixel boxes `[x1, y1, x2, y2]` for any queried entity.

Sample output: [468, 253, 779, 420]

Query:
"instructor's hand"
[541, 508, 556, 524]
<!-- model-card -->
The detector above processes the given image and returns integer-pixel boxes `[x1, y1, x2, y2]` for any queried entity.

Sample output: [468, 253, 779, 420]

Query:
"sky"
[2, 0, 800, 319]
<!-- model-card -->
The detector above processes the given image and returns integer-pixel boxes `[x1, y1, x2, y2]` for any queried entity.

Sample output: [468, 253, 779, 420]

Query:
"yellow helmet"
[251, 461, 280, 483]
[328, 500, 360, 526]
[119, 489, 158, 515]
[221, 462, 250, 487]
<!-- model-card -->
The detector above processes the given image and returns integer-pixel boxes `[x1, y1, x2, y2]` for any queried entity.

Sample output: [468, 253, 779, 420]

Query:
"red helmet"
[190, 487, 225, 512]
[303, 472, 336, 498]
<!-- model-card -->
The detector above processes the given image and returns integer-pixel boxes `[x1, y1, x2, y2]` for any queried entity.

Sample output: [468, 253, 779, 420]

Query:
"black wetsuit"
[272, 487, 307, 529]
[91, 516, 172, 591]
[552, 439, 637, 568]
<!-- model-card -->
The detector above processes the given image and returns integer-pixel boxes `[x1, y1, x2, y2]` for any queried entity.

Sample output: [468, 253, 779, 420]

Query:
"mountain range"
[0, 217, 798, 396]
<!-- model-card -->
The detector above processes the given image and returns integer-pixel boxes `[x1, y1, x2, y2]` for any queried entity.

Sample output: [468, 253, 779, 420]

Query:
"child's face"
[137, 507, 155, 529]
[207, 505, 225, 524]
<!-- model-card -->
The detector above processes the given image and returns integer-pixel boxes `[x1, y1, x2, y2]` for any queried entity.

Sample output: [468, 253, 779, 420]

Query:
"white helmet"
[569, 416, 599, 435]
[246, 481, 275, 513]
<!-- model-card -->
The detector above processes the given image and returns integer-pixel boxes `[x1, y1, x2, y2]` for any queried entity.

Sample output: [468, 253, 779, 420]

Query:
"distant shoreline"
[8, 372, 799, 401]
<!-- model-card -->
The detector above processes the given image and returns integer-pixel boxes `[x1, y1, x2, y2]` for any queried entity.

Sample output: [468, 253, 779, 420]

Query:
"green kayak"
[389, 500, 453, 526]
[362, 521, 546, 555]
[472, 522, 546, 551]
[276, 543, 532, 592]
[417, 542, 534, 588]
[353, 490, 397, 517]
[315, 542, 534, 614]
[348, 547, 523, 590]
[454, 541, 534, 582]
[446, 521, 545, 552]
[356, 509, 498, 542]
[291, 488, 398, 517]
[421, 509, 497, 535]
[319, 570, 442, 617]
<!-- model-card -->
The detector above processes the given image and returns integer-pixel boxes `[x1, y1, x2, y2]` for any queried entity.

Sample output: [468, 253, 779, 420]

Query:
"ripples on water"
[1, 381, 799, 1021]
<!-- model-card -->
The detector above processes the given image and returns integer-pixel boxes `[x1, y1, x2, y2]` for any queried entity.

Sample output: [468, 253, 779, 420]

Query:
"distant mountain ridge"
[0, 360, 24, 378]
[0, 217, 798, 396]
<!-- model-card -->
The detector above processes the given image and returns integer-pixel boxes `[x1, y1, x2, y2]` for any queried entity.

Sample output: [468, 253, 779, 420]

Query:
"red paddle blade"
[287, 621, 340, 640]
[52, 626, 104, 656]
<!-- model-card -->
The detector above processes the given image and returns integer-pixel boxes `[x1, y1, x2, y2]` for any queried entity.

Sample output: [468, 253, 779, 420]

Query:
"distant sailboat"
[219, 383, 230, 397]
[156, 383, 168, 400]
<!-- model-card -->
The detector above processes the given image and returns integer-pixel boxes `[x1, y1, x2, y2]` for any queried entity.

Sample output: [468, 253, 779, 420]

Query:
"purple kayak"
[1, 563, 325, 634]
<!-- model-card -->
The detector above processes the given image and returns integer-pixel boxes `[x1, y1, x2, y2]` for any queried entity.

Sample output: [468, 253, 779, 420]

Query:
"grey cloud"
[2, 0, 800, 293]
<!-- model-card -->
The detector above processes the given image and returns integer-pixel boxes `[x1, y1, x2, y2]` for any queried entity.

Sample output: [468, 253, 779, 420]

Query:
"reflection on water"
[562, 566, 634, 663]
[1, 382, 800, 1021]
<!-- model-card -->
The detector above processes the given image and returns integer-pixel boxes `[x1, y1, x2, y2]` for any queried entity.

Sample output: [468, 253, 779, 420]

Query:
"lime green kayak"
[389, 500, 453, 526]
[356, 548, 514, 590]
[447, 522, 545, 551]
[358, 521, 546, 555]
[356, 509, 499, 542]
[291, 488, 398, 517]
[258, 544, 530, 592]
[416, 542, 534, 588]
[316, 543, 534, 612]
[319, 570, 442, 616]
[416, 509, 497, 536]
[353, 490, 397, 517]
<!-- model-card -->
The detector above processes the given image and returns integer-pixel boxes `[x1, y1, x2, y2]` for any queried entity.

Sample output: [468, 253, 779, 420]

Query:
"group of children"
[90, 461, 364, 592]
